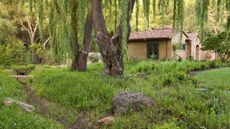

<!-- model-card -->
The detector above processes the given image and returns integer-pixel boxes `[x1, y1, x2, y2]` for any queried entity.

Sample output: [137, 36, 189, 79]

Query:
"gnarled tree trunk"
[92, 0, 135, 76]
[71, 3, 93, 71]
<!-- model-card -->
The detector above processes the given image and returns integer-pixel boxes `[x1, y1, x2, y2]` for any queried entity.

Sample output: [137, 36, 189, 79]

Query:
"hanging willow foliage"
[196, 0, 209, 41]
[21, 0, 230, 58]
[195, 0, 229, 41]
[143, 0, 150, 29]
[152, 0, 157, 21]
[136, 0, 140, 31]
[173, 0, 184, 40]
[120, 0, 129, 54]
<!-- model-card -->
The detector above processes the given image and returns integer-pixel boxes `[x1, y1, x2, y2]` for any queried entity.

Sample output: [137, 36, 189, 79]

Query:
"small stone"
[4, 98, 14, 107]
[18, 102, 35, 112]
[197, 88, 208, 92]
[97, 116, 115, 125]
[3, 98, 35, 112]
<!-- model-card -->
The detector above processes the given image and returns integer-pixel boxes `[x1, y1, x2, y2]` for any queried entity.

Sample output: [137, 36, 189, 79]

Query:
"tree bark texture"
[92, 0, 135, 76]
[71, 3, 93, 71]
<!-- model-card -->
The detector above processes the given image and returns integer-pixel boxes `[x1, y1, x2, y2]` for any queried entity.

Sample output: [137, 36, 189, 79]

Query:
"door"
[196, 45, 200, 60]
[147, 42, 159, 59]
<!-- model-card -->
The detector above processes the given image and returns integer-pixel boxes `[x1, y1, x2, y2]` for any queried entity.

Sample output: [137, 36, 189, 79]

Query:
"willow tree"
[27, 0, 229, 75]
[92, 0, 135, 75]
[196, 0, 230, 40]
[92, 0, 184, 75]
[23, 0, 93, 70]
[48, 0, 93, 71]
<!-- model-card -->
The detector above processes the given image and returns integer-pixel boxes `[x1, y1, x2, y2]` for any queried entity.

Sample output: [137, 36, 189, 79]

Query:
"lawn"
[196, 68, 230, 90]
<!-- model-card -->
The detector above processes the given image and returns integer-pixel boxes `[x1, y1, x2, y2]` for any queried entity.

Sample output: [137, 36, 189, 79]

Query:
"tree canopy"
[1, 0, 230, 75]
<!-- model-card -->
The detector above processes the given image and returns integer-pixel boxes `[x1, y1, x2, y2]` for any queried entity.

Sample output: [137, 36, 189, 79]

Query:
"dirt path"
[13, 75, 92, 129]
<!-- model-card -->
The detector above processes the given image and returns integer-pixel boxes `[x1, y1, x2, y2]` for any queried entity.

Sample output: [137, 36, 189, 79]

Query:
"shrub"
[130, 61, 156, 73]
[208, 60, 223, 68]
[0, 42, 26, 67]
[88, 52, 101, 63]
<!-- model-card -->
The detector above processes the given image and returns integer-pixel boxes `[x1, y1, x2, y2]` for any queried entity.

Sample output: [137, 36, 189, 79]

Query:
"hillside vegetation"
[0, 70, 63, 129]
[27, 61, 230, 129]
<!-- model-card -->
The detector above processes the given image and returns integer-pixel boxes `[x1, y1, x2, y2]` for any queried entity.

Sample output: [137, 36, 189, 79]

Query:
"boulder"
[112, 92, 155, 114]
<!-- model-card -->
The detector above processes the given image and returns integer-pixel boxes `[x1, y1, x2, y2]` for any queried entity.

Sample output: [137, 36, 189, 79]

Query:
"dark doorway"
[147, 42, 159, 59]
[196, 45, 200, 60]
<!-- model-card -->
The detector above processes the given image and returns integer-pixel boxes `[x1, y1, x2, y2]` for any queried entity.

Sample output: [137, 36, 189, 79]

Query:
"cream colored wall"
[200, 51, 216, 61]
[128, 40, 171, 60]
[128, 42, 147, 59]
[171, 33, 187, 60]
[167, 40, 172, 58]
[158, 41, 170, 59]
[190, 36, 216, 61]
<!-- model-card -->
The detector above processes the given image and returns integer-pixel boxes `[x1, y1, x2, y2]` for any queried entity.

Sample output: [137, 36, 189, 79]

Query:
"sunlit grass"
[196, 68, 230, 90]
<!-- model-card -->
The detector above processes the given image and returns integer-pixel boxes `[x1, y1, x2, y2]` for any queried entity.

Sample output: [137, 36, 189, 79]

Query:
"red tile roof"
[129, 27, 189, 41]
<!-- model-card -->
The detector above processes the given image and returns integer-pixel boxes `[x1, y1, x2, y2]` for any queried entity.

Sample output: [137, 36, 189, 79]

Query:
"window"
[147, 42, 159, 60]
[178, 43, 186, 50]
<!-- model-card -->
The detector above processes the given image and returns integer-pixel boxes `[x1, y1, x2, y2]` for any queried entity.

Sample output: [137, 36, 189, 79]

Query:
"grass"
[1, 60, 229, 128]
[28, 60, 230, 129]
[0, 70, 63, 129]
[196, 68, 230, 90]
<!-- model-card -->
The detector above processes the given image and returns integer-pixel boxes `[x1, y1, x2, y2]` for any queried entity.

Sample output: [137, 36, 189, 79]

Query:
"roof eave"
[128, 37, 172, 42]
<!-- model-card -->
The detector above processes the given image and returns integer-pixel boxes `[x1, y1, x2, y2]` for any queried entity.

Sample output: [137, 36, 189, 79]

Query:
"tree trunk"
[71, 2, 93, 71]
[71, 51, 88, 71]
[31, 49, 36, 64]
[92, 0, 135, 76]
[97, 37, 124, 75]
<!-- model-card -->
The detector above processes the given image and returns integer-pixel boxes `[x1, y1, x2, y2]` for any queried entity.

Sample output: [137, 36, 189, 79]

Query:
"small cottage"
[128, 27, 215, 61]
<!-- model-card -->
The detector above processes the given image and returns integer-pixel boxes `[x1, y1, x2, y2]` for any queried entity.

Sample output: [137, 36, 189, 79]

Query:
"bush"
[208, 60, 224, 68]
[0, 41, 26, 67]
[130, 61, 156, 73]
[88, 52, 101, 63]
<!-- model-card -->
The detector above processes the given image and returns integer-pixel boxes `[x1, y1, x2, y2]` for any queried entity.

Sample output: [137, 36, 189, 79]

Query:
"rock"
[97, 116, 115, 125]
[17, 101, 35, 112]
[4, 98, 14, 107]
[112, 92, 155, 114]
[3, 98, 35, 112]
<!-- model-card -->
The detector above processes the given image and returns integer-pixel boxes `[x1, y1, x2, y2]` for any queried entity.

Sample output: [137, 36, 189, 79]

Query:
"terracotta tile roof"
[129, 27, 174, 41]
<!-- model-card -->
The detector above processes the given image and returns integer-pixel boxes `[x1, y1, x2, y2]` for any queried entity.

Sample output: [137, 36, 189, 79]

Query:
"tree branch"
[92, 0, 110, 39]
[82, 5, 93, 53]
